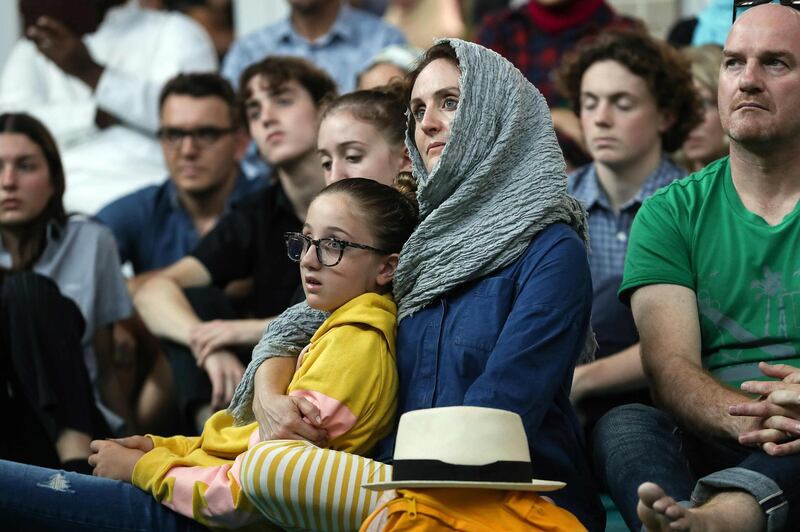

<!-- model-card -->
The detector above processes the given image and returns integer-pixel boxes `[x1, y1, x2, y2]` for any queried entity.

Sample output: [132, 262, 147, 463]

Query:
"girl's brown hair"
[319, 174, 418, 254]
[320, 83, 407, 149]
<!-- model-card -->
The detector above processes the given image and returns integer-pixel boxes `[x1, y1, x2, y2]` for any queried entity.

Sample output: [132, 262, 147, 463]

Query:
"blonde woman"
[679, 45, 729, 173]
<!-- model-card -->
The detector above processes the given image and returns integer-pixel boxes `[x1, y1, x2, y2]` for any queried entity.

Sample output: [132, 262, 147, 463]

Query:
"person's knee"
[238, 440, 315, 499]
[591, 404, 672, 472]
[593, 403, 664, 442]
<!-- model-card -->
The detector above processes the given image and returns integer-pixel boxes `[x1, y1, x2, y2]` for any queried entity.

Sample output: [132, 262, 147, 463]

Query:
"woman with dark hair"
[0, 113, 67, 268]
[232, 39, 605, 530]
[0, 112, 131, 470]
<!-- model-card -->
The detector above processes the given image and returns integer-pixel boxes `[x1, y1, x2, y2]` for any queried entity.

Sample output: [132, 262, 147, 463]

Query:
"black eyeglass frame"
[284, 232, 391, 267]
[733, 0, 800, 22]
[156, 126, 237, 148]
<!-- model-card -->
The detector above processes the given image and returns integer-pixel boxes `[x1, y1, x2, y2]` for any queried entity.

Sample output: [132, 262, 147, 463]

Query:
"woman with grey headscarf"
[232, 39, 604, 531]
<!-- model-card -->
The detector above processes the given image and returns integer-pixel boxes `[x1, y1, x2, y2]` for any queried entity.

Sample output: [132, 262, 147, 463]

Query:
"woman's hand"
[88, 440, 145, 482]
[254, 391, 329, 446]
[250, 357, 328, 445]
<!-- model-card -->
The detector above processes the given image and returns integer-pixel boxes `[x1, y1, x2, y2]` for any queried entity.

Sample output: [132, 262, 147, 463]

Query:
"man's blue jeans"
[0, 459, 207, 531]
[592, 404, 800, 532]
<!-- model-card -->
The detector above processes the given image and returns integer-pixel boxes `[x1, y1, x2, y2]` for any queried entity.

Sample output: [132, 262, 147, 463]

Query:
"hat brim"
[362, 479, 566, 492]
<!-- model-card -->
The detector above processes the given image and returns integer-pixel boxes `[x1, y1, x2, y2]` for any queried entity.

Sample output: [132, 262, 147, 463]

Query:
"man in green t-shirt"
[593, 4, 800, 531]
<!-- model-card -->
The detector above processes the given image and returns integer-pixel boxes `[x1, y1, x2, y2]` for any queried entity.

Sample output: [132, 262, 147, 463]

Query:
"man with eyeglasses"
[97, 73, 262, 290]
[0, 0, 218, 214]
[133, 57, 337, 434]
[593, 4, 800, 531]
[95, 73, 264, 432]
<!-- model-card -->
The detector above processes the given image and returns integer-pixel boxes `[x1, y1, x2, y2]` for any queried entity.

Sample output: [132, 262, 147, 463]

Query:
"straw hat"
[363, 406, 566, 491]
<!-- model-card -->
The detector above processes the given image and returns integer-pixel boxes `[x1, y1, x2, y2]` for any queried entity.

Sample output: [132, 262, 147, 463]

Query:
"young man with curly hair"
[556, 29, 702, 433]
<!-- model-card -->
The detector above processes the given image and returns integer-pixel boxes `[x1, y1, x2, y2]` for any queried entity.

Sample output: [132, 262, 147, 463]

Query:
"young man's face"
[159, 94, 242, 198]
[579, 60, 670, 172]
[244, 75, 320, 168]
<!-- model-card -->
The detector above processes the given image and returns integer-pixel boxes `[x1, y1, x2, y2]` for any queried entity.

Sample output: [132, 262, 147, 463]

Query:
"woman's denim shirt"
[376, 223, 605, 531]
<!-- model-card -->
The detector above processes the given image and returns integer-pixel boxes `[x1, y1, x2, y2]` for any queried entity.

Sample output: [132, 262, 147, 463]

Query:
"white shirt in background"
[0, 1, 217, 214]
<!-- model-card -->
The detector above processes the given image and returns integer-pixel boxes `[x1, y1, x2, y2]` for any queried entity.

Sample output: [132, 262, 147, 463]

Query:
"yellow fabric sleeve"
[132, 411, 257, 502]
[288, 322, 398, 455]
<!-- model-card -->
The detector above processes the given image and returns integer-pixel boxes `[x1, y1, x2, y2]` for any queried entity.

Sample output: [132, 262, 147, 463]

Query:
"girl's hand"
[88, 440, 145, 482]
[110, 435, 154, 453]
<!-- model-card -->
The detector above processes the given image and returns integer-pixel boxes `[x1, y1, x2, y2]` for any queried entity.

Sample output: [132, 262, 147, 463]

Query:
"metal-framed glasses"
[156, 126, 236, 148]
[284, 232, 390, 267]
[733, 0, 800, 22]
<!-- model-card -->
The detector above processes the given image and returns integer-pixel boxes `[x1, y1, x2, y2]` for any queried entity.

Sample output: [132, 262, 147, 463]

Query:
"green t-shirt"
[620, 157, 800, 387]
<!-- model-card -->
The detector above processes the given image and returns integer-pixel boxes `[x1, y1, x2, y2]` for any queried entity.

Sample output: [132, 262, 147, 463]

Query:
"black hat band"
[390, 459, 532, 483]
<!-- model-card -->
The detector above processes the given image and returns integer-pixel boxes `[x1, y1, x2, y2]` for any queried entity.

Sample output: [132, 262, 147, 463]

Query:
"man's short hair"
[237, 56, 338, 124]
[557, 29, 702, 152]
[159, 73, 239, 126]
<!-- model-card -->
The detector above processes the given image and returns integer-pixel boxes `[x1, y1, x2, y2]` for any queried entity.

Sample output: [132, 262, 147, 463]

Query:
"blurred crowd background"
[0, 0, 713, 71]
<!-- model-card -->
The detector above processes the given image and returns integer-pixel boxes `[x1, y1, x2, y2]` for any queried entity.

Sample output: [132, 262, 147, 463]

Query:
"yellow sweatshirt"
[131, 292, 398, 529]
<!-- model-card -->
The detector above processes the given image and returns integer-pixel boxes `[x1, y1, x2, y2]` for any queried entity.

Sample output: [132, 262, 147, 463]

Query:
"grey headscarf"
[393, 38, 589, 319]
[229, 38, 594, 425]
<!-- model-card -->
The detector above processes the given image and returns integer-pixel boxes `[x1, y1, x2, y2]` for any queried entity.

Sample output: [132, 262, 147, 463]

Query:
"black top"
[191, 180, 302, 318]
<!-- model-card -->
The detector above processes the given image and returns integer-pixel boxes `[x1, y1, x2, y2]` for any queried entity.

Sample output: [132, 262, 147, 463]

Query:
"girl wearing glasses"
[0, 177, 417, 531]
[91, 177, 416, 528]
[231, 39, 603, 531]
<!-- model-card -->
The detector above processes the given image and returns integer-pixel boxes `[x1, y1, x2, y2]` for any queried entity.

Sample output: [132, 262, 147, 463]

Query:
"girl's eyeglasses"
[284, 232, 390, 267]
[733, 0, 800, 22]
